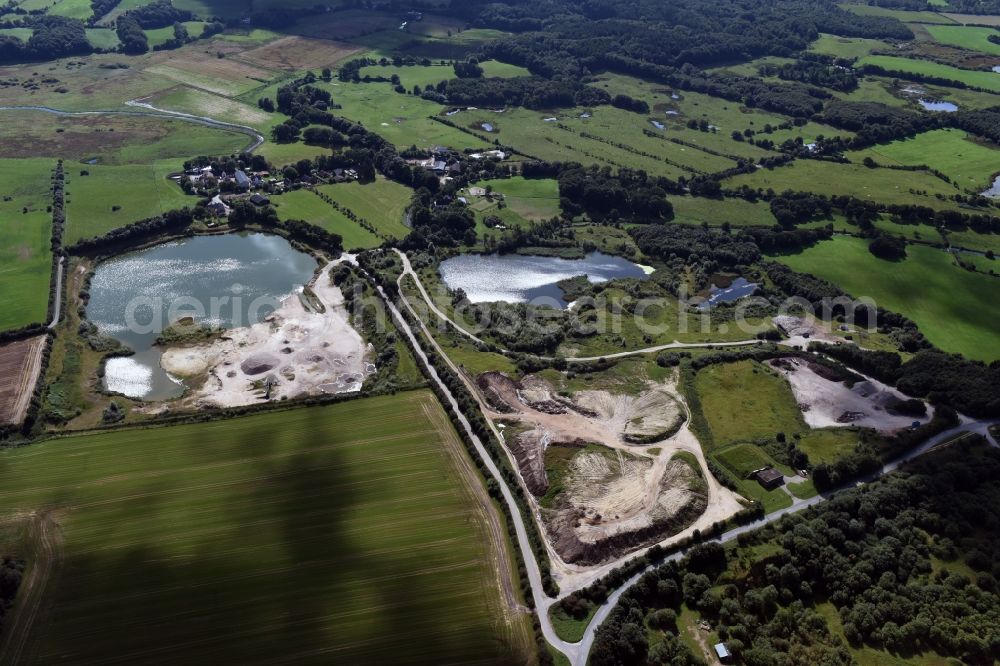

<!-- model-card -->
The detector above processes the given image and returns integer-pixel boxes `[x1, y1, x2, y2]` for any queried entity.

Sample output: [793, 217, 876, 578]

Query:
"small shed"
[752, 467, 784, 490]
[714, 642, 731, 663]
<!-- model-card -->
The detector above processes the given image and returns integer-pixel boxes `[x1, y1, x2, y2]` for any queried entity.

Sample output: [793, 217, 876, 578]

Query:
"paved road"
[0, 104, 265, 153]
[389, 248, 1000, 665]
[48, 256, 64, 329]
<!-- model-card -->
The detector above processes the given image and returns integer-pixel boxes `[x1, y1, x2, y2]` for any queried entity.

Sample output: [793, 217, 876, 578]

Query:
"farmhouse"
[234, 170, 251, 190]
[249, 193, 270, 206]
[751, 467, 784, 490]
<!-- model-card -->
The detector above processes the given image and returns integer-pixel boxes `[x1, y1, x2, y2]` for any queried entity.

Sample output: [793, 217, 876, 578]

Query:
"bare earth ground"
[161, 263, 370, 408]
[475, 370, 744, 571]
[768, 356, 933, 434]
[0, 335, 46, 426]
[773, 314, 842, 348]
[237, 36, 363, 71]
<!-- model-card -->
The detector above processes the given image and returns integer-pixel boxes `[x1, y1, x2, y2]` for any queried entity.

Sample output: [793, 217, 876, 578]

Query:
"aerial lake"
[87, 233, 317, 400]
[918, 99, 958, 112]
[438, 251, 650, 307]
[983, 175, 1000, 198]
[699, 276, 758, 308]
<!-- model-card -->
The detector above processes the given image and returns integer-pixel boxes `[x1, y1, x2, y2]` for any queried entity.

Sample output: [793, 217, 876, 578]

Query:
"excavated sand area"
[476, 370, 742, 565]
[564, 449, 703, 542]
[544, 446, 709, 565]
[572, 388, 683, 443]
[161, 263, 370, 407]
[768, 356, 932, 433]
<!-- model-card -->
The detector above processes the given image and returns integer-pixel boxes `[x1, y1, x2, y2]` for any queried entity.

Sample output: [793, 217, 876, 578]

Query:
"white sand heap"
[161, 262, 371, 407]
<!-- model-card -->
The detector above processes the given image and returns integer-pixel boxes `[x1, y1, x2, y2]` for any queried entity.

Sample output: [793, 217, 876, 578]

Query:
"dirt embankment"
[161, 263, 370, 408]
[475, 370, 725, 566]
[768, 356, 932, 433]
[0, 335, 47, 427]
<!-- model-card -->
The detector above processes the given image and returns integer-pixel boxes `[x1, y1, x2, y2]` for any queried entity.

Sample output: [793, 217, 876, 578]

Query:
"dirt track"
[0, 512, 63, 666]
[0, 335, 46, 427]
[419, 401, 533, 654]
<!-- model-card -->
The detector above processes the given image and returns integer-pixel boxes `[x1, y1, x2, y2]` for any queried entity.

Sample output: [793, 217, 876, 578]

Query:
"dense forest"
[591, 441, 1000, 666]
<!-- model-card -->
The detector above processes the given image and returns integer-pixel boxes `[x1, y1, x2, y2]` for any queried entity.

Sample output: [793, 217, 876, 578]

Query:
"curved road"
[388, 248, 1000, 666]
[0, 103, 265, 153]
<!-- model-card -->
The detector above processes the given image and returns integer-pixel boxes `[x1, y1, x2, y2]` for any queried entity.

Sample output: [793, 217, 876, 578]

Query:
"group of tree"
[758, 58, 859, 92]
[590, 442, 1000, 665]
[452, 58, 483, 78]
[0, 15, 91, 63]
[115, 14, 148, 54]
[558, 166, 674, 221]
[124, 0, 191, 28]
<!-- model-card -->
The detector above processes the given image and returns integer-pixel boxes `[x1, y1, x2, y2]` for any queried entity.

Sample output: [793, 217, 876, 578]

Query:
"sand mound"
[240, 353, 279, 375]
[572, 388, 684, 443]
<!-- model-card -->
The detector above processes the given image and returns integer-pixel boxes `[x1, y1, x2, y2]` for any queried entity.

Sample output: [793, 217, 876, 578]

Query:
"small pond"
[438, 251, 650, 308]
[650, 120, 665, 129]
[918, 99, 958, 112]
[481, 122, 495, 132]
[698, 276, 758, 309]
[983, 174, 1000, 198]
[87, 233, 317, 400]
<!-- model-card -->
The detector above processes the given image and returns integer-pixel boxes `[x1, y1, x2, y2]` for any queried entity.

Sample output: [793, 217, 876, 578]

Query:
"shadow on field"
[12, 403, 507, 663]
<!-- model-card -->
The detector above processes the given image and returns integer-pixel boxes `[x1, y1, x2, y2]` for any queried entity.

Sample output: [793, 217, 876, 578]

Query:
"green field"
[322, 80, 489, 151]
[46, 0, 93, 20]
[840, 3, 957, 24]
[693, 360, 806, 451]
[726, 158, 963, 209]
[0, 392, 529, 664]
[475, 177, 560, 222]
[272, 188, 381, 249]
[85, 27, 120, 49]
[0, 159, 54, 330]
[796, 428, 862, 466]
[670, 195, 776, 227]
[0, 27, 34, 40]
[144, 21, 206, 47]
[808, 33, 894, 59]
[924, 24, 1000, 56]
[849, 128, 1000, 191]
[775, 235, 1000, 361]
[857, 55, 1000, 93]
[64, 163, 192, 243]
[360, 60, 530, 90]
[315, 177, 412, 238]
